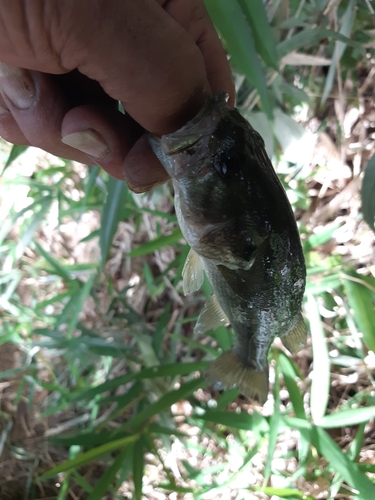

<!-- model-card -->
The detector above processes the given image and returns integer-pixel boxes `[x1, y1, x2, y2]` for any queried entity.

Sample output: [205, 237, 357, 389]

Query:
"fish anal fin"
[281, 313, 308, 355]
[182, 248, 204, 295]
[194, 294, 229, 335]
[206, 350, 269, 405]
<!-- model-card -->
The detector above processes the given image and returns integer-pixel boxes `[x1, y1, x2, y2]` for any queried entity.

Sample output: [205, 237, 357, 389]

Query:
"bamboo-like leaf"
[312, 426, 375, 498]
[198, 409, 269, 433]
[205, 0, 272, 117]
[133, 436, 144, 500]
[318, 407, 375, 429]
[264, 353, 280, 485]
[34, 241, 72, 281]
[278, 352, 305, 419]
[343, 270, 375, 352]
[2, 144, 28, 173]
[306, 273, 341, 295]
[278, 27, 362, 58]
[128, 228, 183, 257]
[38, 434, 139, 480]
[361, 155, 375, 231]
[303, 223, 342, 252]
[238, 0, 279, 70]
[348, 422, 366, 461]
[13, 195, 54, 262]
[69, 361, 210, 401]
[80, 165, 100, 215]
[66, 274, 95, 337]
[122, 378, 204, 431]
[254, 487, 315, 500]
[307, 294, 330, 424]
[321, 0, 356, 105]
[99, 177, 128, 267]
[281, 53, 331, 66]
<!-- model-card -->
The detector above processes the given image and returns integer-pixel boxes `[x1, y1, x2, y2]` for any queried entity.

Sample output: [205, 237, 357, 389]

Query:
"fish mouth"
[149, 92, 230, 156]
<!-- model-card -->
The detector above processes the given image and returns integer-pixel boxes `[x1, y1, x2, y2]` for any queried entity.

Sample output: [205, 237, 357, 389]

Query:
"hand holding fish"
[0, 0, 234, 190]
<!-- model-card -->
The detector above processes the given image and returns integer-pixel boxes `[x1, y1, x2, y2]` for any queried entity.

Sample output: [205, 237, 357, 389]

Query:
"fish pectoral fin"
[199, 224, 263, 271]
[280, 313, 308, 355]
[206, 350, 269, 405]
[194, 294, 230, 335]
[182, 248, 204, 295]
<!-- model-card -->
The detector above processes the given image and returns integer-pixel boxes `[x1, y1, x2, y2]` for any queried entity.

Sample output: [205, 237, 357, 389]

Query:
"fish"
[149, 93, 307, 404]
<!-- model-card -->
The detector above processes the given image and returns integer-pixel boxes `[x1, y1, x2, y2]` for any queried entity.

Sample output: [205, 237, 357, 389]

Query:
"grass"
[1, 0, 375, 498]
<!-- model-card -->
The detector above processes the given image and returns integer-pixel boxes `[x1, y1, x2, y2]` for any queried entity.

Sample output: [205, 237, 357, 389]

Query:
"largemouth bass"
[149, 93, 307, 404]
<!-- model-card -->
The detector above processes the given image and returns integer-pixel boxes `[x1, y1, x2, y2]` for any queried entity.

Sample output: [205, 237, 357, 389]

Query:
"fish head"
[149, 93, 261, 227]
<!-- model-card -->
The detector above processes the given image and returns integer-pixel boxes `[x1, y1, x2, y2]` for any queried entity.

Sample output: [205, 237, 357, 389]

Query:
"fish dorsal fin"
[280, 313, 308, 355]
[182, 248, 204, 295]
[194, 294, 230, 335]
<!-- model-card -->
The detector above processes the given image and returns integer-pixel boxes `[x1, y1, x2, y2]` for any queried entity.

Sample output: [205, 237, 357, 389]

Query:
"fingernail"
[128, 179, 168, 193]
[61, 130, 110, 160]
[0, 63, 36, 110]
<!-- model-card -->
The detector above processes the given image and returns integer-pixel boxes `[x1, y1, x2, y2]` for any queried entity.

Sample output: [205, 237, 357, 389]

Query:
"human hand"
[0, 0, 234, 192]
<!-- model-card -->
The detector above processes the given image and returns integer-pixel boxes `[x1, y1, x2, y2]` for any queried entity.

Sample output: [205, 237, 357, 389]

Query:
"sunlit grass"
[1, 0, 375, 498]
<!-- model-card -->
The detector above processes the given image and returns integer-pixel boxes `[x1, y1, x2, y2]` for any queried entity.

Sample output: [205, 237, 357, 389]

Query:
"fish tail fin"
[281, 312, 308, 355]
[206, 350, 269, 404]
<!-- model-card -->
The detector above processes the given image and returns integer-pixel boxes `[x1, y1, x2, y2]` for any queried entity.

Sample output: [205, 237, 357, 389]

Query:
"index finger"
[158, 0, 235, 107]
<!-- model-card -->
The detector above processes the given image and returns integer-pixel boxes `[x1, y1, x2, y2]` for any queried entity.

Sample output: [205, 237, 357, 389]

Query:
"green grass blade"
[69, 361, 209, 401]
[2, 144, 28, 173]
[278, 27, 361, 58]
[38, 434, 139, 480]
[133, 436, 144, 500]
[34, 241, 72, 281]
[305, 272, 341, 295]
[361, 155, 375, 231]
[81, 165, 100, 215]
[99, 177, 128, 267]
[14, 195, 54, 261]
[205, 0, 272, 117]
[72, 471, 94, 494]
[348, 422, 366, 462]
[321, 0, 356, 105]
[278, 351, 305, 419]
[128, 228, 183, 257]
[198, 409, 268, 433]
[152, 305, 170, 358]
[303, 223, 342, 252]
[307, 294, 330, 424]
[254, 487, 315, 500]
[311, 426, 375, 498]
[66, 274, 95, 337]
[318, 406, 375, 429]
[343, 270, 375, 352]
[278, 352, 310, 461]
[123, 378, 204, 430]
[238, 0, 279, 70]
[264, 352, 281, 485]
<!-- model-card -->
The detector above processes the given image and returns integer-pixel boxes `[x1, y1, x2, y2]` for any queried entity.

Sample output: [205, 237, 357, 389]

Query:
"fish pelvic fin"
[206, 350, 269, 405]
[280, 312, 308, 355]
[194, 294, 230, 335]
[182, 248, 204, 295]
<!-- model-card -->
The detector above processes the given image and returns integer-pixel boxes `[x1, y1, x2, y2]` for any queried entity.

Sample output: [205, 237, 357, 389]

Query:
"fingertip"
[123, 134, 170, 193]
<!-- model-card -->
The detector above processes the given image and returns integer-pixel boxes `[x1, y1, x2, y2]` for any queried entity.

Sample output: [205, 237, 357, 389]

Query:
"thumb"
[0, 0, 211, 134]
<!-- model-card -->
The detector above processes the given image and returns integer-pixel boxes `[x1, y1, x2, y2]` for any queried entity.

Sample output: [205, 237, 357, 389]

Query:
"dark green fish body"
[149, 93, 307, 403]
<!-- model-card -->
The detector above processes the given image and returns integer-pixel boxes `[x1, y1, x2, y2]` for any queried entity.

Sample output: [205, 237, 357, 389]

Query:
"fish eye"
[213, 147, 244, 179]
[210, 119, 247, 179]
